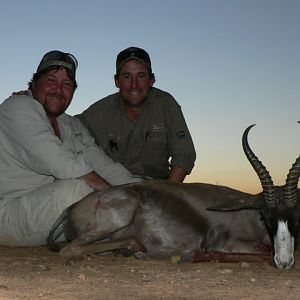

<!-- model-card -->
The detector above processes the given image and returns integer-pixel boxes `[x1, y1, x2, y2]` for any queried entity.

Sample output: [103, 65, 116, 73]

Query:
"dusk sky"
[1, 0, 299, 193]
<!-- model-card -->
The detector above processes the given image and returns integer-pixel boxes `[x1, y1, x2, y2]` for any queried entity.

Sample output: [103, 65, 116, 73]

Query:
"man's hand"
[12, 90, 29, 96]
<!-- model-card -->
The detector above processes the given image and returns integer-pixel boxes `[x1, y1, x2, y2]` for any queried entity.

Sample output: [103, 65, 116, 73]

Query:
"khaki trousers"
[0, 179, 93, 246]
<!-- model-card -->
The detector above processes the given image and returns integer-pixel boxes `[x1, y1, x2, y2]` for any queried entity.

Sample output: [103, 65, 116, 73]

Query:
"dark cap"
[36, 50, 78, 79]
[116, 47, 152, 74]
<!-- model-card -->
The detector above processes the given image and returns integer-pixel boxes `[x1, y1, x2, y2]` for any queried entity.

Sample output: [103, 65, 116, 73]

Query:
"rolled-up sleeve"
[65, 116, 143, 185]
[167, 98, 196, 174]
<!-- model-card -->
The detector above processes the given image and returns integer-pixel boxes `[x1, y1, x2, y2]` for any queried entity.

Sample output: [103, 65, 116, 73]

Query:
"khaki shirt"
[77, 87, 196, 179]
[0, 94, 141, 199]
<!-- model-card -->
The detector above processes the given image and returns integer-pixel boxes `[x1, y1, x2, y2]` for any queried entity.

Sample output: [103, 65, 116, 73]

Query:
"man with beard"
[76, 47, 196, 183]
[0, 50, 141, 247]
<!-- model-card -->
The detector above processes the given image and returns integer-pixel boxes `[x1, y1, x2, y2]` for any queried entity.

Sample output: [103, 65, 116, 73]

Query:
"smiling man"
[0, 50, 141, 247]
[77, 47, 196, 182]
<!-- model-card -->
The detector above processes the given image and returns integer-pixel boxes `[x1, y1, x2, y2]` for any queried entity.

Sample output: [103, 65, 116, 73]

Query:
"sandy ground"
[1, 245, 300, 300]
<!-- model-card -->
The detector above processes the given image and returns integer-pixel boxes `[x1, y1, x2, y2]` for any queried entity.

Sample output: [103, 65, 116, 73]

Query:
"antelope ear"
[207, 194, 263, 211]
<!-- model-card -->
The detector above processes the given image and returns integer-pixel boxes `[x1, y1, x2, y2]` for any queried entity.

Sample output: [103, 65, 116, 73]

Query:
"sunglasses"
[37, 50, 78, 75]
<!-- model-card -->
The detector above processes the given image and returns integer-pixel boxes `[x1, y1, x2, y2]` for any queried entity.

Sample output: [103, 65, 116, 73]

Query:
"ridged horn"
[242, 124, 276, 207]
[284, 155, 300, 207]
[284, 122, 300, 207]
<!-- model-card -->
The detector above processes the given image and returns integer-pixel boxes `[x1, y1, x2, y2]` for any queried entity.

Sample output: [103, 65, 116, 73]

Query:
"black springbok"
[48, 124, 300, 269]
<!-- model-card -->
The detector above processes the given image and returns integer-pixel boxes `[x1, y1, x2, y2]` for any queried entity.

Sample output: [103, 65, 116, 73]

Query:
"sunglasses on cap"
[37, 50, 78, 78]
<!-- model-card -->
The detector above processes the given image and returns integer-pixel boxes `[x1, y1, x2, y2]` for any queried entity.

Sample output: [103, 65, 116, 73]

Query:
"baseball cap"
[116, 47, 152, 74]
[36, 50, 78, 79]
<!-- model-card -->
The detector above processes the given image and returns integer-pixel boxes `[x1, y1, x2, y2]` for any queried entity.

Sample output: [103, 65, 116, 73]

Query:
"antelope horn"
[284, 122, 300, 207]
[284, 155, 300, 207]
[242, 124, 276, 207]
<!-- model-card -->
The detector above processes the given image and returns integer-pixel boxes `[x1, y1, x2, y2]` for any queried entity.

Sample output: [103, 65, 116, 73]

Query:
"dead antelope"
[47, 124, 300, 269]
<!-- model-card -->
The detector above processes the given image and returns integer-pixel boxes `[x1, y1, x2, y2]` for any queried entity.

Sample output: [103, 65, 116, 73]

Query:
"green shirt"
[76, 87, 196, 179]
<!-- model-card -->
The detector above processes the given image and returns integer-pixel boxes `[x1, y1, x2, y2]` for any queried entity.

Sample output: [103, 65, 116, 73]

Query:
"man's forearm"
[79, 171, 111, 190]
[168, 166, 187, 183]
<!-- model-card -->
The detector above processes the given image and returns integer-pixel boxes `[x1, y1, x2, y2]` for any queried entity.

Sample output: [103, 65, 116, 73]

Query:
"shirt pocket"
[145, 127, 168, 158]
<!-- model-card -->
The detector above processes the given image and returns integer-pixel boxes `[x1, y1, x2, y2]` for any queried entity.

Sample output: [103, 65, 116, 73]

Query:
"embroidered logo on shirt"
[177, 131, 186, 139]
[150, 124, 165, 131]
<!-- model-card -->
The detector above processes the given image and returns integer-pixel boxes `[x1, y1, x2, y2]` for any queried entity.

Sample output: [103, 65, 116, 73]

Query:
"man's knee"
[0, 179, 94, 247]
[50, 179, 94, 209]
